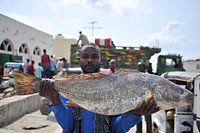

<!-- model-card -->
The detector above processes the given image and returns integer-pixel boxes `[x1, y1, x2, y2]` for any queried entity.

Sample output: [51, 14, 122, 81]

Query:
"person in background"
[56, 58, 64, 75]
[136, 62, 153, 133]
[3, 65, 9, 77]
[41, 49, 51, 78]
[27, 60, 35, 75]
[76, 31, 89, 46]
[18, 64, 24, 72]
[62, 57, 68, 70]
[39, 43, 159, 133]
[0, 65, 3, 84]
[50, 55, 57, 78]
[137, 62, 147, 73]
[23, 59, 30, 73]
[35, 63, 43, 78]
[100, 59, 116, 74]
[8, 66, 16, 78]
[0, 65, 3, 77]
[147, 62, 154, 74]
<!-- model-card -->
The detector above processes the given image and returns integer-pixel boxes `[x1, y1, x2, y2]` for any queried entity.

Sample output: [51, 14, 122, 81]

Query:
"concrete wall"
[0, 13, 53, 66]
[0, 93, 40, 127]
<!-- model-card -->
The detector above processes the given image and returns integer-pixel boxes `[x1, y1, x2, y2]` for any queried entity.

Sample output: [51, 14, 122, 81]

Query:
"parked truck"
[156, 54, 185, 76]
[70, 38, 161, 69]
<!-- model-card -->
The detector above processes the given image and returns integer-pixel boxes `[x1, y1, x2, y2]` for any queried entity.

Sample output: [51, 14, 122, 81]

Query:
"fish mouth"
[180, 94, 194, 105]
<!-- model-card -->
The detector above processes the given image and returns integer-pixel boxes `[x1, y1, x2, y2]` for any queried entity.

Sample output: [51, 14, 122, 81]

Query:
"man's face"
[79, 47, 101, 73]
[109, 61, 116, 70]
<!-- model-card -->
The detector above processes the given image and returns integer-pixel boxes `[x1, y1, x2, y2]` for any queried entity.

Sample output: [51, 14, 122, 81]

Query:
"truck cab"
[156, 54, 185, 75]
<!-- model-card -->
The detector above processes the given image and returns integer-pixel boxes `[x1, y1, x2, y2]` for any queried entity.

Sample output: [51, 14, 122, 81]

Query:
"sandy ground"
[0, 110, 149, 133]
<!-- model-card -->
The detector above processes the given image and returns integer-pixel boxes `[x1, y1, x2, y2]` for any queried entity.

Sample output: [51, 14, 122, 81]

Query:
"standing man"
[39, 43, 159, 133]
[0, 65, 3, 77]
[136, 62, 153, 133]
[23, 59, 30, 73]
[34, 63, 43, 78]
[3, 65, 9, 76]
[41, 49, 51, 78]
[18, 65, 24, 72]
[50, 55, 57, 78]
[27, 60, 35, 75]
[76, 31, 90, 46]
[101, 59, 116, 74]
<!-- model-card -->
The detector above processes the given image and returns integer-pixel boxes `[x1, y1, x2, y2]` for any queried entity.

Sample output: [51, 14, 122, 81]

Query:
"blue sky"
[0, 0, 200, 70]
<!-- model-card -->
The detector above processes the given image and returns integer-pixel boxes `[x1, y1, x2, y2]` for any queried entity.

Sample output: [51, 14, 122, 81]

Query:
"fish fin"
[54, 73, 108, 81]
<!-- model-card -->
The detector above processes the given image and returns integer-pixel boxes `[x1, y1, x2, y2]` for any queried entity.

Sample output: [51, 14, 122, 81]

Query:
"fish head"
[173, 85, 193, 107]
[154, 81, 193, 110]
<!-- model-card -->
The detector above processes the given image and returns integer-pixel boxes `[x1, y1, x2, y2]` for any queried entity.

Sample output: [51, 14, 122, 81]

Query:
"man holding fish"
[39, 43, 160, 133]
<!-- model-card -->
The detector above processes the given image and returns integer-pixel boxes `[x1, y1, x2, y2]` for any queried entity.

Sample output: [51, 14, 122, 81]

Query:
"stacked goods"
[70, 45, 80, 67]
[100, 46, 161, 69]
[95, 38, 112, 47]
[70, 43, 161, 69]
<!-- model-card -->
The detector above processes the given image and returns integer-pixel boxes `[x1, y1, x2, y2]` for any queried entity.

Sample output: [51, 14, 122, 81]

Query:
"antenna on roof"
[83, 21, 103, 42]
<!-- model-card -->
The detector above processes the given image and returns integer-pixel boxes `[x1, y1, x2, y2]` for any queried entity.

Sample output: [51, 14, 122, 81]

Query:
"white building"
[53, 34, 77, 64]
[0, 13, 53, 66]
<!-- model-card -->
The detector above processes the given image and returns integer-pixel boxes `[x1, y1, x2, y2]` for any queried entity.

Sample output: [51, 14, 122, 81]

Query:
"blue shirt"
[50, 58, 57, 71]
[50, 95, 142, 133]
[34, 65, 43, 78]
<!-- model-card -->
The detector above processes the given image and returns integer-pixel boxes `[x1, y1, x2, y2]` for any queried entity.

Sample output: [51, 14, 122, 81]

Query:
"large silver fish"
[13, 71, 193, 115]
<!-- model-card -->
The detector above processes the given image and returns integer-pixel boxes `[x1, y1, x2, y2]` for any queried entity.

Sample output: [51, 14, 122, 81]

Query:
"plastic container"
[193, 76, 200, 133]
[174, 114, 193, 133]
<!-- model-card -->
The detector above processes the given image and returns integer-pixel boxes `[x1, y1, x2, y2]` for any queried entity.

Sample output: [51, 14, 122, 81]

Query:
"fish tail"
[12, 70, 41, 94]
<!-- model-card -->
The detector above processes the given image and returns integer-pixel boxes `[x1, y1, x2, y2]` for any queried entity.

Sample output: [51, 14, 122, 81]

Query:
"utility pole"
[83, 21, 102, 41]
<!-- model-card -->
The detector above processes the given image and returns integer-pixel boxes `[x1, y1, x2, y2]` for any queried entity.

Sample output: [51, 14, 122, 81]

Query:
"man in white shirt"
[76, 31, 89, 46]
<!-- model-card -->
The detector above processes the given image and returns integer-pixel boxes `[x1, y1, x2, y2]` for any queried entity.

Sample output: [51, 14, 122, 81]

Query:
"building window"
[8, 45, 12, 51]
[0, 39, 13, 51]
[33, 47, 41, 55]
[19, 43, 29, 54]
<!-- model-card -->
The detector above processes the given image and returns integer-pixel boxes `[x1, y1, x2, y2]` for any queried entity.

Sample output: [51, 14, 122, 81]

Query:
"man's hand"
[39, 79, 61, 106]
[129, 97, 160, 115]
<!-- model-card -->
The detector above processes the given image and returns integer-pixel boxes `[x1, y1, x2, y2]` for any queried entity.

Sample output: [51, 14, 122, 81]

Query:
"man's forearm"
[111, 112, 142, 133]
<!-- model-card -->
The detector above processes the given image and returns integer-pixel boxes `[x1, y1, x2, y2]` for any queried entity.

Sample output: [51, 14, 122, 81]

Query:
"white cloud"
[147, 20, 186, 50]
[162, 20, 185, 34]
[34, 0, 151, 15]
[92, 0, 152, 14]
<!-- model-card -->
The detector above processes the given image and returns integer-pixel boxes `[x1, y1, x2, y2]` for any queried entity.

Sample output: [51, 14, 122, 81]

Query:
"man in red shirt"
[41, 49, 51, 78]
[27, 60, 35, 75]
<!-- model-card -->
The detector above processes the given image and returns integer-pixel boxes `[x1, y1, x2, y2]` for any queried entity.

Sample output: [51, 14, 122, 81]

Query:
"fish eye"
[176, 89, 184, 95]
